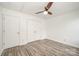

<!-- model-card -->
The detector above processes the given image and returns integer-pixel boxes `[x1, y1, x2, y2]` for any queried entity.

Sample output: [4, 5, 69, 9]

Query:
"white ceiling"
[0, 2, 79, 19]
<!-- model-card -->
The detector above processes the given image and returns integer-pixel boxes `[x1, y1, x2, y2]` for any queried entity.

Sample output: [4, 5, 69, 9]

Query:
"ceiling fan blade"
[35, 11, 44, 14]
[48, 11, 52, 15]
[46, 2, 53, 10]
[45, 7, 48, 11]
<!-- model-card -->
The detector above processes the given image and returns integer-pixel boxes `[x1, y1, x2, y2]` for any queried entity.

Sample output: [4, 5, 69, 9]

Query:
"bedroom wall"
[46, 10, 79, 48]
[0, 6, 46, 52]
[0, 7, 3, 55]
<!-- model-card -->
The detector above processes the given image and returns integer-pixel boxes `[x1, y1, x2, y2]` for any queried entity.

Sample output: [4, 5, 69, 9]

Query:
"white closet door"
[20, 17, 28, 45]
[28, 20, 42, 42]
[4, 15, 20, 49]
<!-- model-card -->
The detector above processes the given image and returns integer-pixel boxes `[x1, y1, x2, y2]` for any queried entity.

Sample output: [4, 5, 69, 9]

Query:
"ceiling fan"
[35, 2, 53, 15]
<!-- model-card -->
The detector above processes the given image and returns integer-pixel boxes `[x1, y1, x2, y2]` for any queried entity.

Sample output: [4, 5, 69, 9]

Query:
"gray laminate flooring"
[1, 39, 79, 56]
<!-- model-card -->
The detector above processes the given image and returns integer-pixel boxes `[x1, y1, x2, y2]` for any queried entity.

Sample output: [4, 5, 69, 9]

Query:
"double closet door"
[3, 14, 44, 49]
[3, 14, 28, 49]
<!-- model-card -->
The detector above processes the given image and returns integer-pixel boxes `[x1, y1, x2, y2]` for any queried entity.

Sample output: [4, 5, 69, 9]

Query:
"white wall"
[0, 7, 3, 55]
[0, 7, 47, 55]
[46, 10, 79, 48]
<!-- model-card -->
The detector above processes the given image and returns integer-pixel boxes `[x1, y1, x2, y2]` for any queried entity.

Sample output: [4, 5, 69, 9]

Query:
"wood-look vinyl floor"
[1, 39, 79, 56]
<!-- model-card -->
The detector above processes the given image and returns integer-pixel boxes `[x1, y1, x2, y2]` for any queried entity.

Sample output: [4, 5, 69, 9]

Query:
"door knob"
[17, 32, 20, 34]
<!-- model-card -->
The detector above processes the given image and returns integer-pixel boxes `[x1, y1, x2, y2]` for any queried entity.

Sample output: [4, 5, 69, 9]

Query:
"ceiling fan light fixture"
[43, 11, 48, 15]
[35, 2, 53, 15]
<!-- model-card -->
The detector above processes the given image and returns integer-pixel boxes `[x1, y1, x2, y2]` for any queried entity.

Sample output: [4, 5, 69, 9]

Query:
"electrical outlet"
[64, 36, 70, 42]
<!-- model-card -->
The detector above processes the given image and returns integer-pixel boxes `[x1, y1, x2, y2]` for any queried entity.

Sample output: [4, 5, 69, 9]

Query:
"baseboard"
[46, 38, 79, 48]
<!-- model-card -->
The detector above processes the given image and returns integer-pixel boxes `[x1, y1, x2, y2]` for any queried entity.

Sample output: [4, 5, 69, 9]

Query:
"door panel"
[4, 15, 19, 49]
[20, 17, 28, 45]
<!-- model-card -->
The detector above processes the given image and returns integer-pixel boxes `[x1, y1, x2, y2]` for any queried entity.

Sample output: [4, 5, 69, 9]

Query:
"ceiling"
[0, 2, 79, 19]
